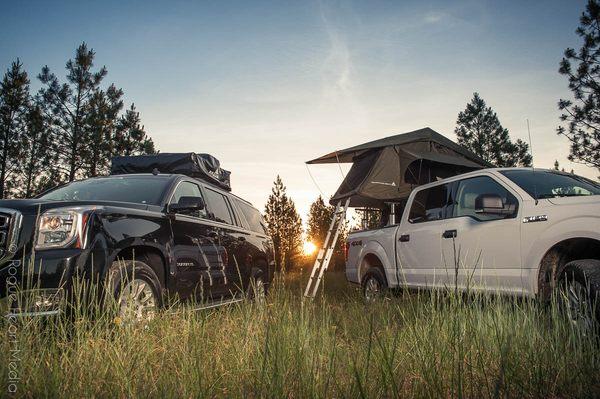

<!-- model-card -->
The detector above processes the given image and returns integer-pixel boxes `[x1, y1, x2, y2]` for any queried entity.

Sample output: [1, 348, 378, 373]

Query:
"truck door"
[168, 181, 225, 302]
[396, 183, 452, 288]
[440, 175, 522, 293]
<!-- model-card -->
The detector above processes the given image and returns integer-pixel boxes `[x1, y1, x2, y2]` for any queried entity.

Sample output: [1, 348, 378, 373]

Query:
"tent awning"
[307, 128, 492, 207]
[307, 127, 492, 167]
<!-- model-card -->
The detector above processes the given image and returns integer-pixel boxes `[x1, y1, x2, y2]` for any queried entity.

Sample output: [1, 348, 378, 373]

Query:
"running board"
[191, 297, 245, 311]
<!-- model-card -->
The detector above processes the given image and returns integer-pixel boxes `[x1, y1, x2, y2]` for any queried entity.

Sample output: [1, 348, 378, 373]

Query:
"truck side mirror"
[169, 196, 205, 214]
[475, 193, 505, 215]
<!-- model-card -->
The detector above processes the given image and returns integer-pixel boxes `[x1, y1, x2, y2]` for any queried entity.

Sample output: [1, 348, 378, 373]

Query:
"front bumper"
[0, 248, 101, 315]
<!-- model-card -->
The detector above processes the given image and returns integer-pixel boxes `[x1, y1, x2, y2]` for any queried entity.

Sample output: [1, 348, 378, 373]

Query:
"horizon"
[1, 0, 595, 220]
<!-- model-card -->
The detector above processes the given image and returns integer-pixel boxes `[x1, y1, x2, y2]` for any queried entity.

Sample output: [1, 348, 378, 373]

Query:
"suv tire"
[362, 267, 387, 302]
[106, 259, 163, 324]
[558, 259, 600, 329]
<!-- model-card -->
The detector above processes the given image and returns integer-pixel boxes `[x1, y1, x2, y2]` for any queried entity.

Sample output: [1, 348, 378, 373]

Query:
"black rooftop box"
[111, 153, 231, 191]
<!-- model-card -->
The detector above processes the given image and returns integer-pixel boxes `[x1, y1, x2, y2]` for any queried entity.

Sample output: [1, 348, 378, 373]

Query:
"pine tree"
[557, 0, 600, 172]
[18, 104, 57, 197]
[113, 104, 156, 157]
[306, 196, 346, 270]
[85, 84, 123, 176]
[38, 42, 108, 181]
[455, 93, 532, 167]
[264, 176, 303, 272]
[0, 59, 30, 198]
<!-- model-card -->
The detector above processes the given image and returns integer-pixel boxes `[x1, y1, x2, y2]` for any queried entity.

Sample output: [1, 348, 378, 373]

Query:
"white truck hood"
[547, 195, 600, 206]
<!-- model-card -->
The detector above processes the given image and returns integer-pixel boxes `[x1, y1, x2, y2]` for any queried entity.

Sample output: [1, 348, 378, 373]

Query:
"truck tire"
[106, 259, 163, 324]
[362, 267, 387, 302]
[557, 259, 600, 329]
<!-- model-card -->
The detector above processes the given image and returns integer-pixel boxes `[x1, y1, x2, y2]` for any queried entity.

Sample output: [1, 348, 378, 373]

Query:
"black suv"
[0, 153, 274, 318]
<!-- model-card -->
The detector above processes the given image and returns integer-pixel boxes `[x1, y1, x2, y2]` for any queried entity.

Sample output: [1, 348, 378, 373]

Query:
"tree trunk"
[0, 119, 12, 199]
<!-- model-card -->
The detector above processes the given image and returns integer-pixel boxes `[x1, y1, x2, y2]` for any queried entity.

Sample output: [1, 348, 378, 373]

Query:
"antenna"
[526, 119, 538, 205]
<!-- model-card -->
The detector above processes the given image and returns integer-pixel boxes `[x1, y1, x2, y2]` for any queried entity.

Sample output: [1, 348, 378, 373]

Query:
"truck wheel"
[362, 268, 387, 302]
[557, 259, 600, 330]
[107, 260, 163, 324]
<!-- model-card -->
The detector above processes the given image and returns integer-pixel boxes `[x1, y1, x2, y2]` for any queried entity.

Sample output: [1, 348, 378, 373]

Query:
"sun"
[303, 241, 317, 256]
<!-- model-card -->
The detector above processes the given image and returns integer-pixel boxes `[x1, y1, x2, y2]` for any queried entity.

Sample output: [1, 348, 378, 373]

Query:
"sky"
[0, 0, 594, 221]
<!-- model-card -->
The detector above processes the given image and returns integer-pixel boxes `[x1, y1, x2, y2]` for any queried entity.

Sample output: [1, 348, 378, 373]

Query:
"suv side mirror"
[169, 196, 205, 214]
[475, 193, 505, 215]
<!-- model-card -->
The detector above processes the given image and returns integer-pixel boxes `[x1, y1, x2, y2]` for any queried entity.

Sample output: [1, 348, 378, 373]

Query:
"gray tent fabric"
[307, 128, 492, 207]
[307, 127, 491, 166]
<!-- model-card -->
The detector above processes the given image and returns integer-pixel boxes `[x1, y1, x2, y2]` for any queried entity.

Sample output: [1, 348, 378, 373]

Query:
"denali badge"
[523, 215, 548, 223]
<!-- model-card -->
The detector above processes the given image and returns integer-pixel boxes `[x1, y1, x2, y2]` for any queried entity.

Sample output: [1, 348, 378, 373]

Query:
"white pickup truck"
[346, 168, 600, 319]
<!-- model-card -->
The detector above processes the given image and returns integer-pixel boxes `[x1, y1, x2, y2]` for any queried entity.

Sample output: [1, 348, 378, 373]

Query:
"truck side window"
[204, 188, 234, 225]
[408, 184, 450, 223]
[170, 181, 207, 218]
[453, 176, 518, 221]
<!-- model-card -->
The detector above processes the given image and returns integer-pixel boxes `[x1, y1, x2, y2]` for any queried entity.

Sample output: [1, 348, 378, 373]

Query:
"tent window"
[408, 183, 451, 223]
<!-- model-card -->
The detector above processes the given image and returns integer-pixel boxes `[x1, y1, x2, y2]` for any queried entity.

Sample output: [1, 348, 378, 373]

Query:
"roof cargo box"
[111, 153, 231, 191]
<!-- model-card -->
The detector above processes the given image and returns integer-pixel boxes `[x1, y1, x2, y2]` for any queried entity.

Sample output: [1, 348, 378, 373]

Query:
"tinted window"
[170, 181, 206, 218]
[501, 169, 600, 199]
[40, 176, 169, 205]
[409, 184, 450, 223]
[204, 188, 234, 225]
[235, 199, 267, 234]
[453, 176, 518, 221]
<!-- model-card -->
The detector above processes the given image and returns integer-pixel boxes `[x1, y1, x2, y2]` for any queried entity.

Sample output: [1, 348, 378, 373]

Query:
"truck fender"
[524, 216, 600, 294]
[358, 241, 393, 283]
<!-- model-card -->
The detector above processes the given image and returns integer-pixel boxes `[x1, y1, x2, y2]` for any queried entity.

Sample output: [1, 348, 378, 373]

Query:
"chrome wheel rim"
[251, 278, 266, 303]
[364, 277, 381, 302]
[561, 279, 595, 331]
[118, 279, 157, 323]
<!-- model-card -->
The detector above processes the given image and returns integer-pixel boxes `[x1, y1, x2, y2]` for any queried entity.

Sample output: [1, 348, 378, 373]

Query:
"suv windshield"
[500, 169, 600, 199]
[39, 176, 170, 205]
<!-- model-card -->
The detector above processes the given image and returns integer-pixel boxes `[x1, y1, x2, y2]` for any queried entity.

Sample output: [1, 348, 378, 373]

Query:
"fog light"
[9, 289, 64, 315]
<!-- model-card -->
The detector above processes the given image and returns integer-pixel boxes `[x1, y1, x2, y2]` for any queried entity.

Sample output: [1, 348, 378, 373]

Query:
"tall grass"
[2, 272, 599, 398]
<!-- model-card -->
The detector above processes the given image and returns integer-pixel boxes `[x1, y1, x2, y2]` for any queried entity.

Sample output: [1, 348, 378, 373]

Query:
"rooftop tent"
[307, 127, 492, 207]
[111, 153, 232, 191]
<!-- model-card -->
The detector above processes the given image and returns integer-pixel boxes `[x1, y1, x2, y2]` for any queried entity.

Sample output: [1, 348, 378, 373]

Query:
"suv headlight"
[35, 208, 92, 250]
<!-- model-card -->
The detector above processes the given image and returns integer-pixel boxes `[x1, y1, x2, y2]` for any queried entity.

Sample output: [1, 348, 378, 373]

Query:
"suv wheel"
[362, 268, 387, 302]
[248, 275, 267, 304]
[557, 259, 600, 330]
[107, 260, 163, 324]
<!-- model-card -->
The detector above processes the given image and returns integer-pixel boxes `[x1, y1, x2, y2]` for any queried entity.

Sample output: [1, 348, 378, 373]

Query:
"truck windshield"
[500, 170, 600, 199]
[39, 176, 170, 205]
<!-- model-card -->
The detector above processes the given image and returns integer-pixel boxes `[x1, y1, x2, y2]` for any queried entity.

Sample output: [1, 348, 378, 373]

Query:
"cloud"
[424, 12, 443, 24]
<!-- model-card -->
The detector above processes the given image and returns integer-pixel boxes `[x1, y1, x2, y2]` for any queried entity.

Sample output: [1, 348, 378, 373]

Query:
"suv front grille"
[0, 209, 23, 260]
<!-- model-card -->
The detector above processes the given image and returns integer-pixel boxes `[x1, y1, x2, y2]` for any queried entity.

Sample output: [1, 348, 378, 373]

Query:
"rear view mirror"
[169, 196, 205, 214]
[475, 193, 506, 215]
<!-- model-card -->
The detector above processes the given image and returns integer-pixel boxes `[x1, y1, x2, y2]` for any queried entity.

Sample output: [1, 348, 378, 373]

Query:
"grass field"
[2, 271, 600, 398]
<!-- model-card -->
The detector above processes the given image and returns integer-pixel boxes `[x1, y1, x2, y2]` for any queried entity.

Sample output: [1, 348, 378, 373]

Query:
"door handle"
[442, 229, 457, 239]
[238, 236, 246, 242]
[399, 234, 410, 242]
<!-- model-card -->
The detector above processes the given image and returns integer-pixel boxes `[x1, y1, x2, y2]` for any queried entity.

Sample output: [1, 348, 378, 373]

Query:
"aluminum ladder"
[304, 198, 350, 298]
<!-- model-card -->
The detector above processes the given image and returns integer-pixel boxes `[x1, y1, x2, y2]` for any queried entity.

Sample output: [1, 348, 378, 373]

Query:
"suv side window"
[204, 188, 234, 225]
[170, 181, 207, 218]
[235, 199, 268, 234]
[453, 176, 518, 221]
[408, 183, 450, 223]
